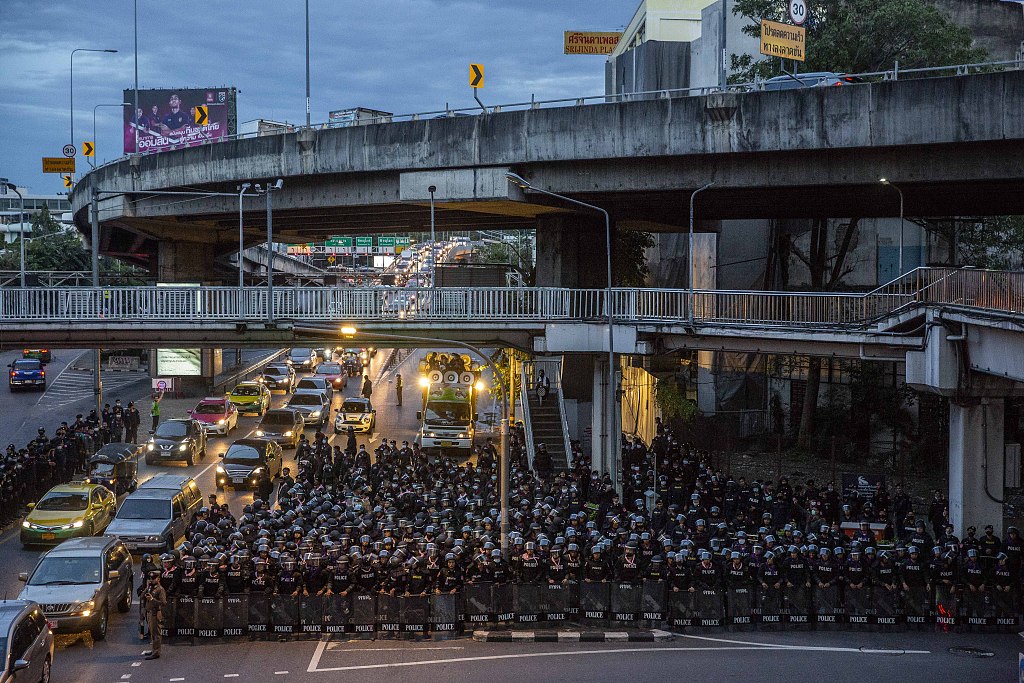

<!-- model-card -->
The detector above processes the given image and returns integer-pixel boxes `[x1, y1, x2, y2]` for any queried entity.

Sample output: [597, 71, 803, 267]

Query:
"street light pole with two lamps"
[70, 48, 118, 153]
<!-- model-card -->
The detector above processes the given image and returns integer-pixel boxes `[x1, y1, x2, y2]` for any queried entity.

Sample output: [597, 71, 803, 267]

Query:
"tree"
[731, 0, 986, 82]
[613, 229, 655, 287]
[921, 216, 1024, 269]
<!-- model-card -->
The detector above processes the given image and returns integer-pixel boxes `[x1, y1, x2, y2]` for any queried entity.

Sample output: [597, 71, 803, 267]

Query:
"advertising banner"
[156, 348, 202, 376]
[563, 31, 622, 55]
[124, 88, 235, 154]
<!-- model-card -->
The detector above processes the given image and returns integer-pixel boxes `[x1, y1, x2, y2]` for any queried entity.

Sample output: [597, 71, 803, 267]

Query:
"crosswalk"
[38, 370, 149, 411]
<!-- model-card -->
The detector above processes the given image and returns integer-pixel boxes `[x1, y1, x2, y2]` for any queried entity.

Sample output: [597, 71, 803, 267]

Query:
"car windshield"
[316, 363, 342, 375]
[289, 349, 312, 358]
[264, 367, 287, 377]
[224, 445, 263, 465]
[91, 463, 116, 476]
[232, 385, 261, 397]
[28, 557, 102, 586]
[424, 401, 471, 423]
[261, 412, 295, 425]
[12, 360, 40, 370]
[155, 422, 188, 438]
[36, 492, 89, 511]
[341, 400, 369, 413]
[296, 380, 322, 390]
[116, 498, 170, 520]
[192, 403, 224, 415]
[288, 394, 322, 406]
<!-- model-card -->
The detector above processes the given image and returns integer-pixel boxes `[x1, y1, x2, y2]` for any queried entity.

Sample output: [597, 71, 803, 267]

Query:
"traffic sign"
[156, 379, 168, 391]
[789, 0, 807, 25]
[62, 144, 76, 158]
[42, 157, 76, 174]
[470, 63, 484, 88]
[63, 175, 73, 188]
[194, 105, 209, 125]
[396, 237, 411, 246]
[760, 18, 806, 61]
[355, 236, 373, 247]
[327, 254, 336, 265]
[378, 236, 396, 248]
[82, 141, 94, 157]
[326, 236, 353, 247]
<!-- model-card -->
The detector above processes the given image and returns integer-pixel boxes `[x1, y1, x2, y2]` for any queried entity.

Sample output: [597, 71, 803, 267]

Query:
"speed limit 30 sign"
[789, 0, 807, 25]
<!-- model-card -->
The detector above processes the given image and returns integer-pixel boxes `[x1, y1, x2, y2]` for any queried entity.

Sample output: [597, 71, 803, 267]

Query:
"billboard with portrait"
[123, 87, 237, 154]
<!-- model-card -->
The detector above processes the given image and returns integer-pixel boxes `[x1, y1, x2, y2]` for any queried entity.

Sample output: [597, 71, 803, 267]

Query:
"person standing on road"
[142, 571, 167, 660]
[124, 402, 141, 443]
[395, 373, 403, 407]
[150, 391, 164, 433]
[361, 374, 373, 400]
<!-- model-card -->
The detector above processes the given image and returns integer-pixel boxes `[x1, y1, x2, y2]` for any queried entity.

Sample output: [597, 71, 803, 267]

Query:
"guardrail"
[211, 349, 289, 394]
[0, 268, 1018, 329]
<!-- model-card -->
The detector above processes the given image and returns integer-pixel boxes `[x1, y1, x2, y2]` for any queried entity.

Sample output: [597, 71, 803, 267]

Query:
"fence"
[154, 581, 1018, 639]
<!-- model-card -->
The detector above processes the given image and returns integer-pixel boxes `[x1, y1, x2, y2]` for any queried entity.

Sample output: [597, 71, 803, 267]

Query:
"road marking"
[224, 675, 239, 678]
[170, 678, 185, 681]
[671, 632, 931, 654]
[326, 645, 464, 652]
[274, 672, 289, 675]
[121, 675, 132, 679]
[131, 662, 141, 667]
[308, 643, 934, 673]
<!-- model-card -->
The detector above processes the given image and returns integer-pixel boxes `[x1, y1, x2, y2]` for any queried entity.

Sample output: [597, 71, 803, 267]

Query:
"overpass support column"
[591, 355, 622, 493]
[535, 214, 609, 288]
[948, 399, 1005, 537]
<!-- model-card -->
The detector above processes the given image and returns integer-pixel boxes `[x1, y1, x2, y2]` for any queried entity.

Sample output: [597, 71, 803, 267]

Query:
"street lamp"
[428, 185, 437, 287]
[688, 182, 715, 323]
[313, 325, 512, 554]
[505, 171, 619, 493]
[305, 0, 311, 128]
[253, 180, 284, 323]
[0, 179, 26, 288]
[70, 48, 118, 151]
[880, 178, 905, 276]
[237, 183, 253, 289]
[92, 103, 131, 168]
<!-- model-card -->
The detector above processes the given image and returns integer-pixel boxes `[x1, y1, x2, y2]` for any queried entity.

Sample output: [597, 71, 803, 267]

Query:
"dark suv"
[145, 419, 207, 466]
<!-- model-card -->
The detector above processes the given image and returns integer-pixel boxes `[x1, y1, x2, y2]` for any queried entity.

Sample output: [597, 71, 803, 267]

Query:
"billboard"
[563, 31, 622, 55]
[156, 348, 202, 376]
[123, 88, 237, 154]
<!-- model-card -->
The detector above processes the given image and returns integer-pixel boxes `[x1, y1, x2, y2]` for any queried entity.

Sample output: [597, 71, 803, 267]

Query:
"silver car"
[285, 391, 330, 427]
[0, 601, 53, 683]
[18, 536, 133, 642]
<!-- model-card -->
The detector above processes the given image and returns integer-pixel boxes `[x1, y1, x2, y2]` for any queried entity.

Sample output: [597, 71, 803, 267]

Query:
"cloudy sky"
[0, 0, 630, 194]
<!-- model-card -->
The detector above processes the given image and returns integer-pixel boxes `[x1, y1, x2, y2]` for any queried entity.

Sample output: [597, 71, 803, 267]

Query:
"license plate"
[41, 533, 56, 541]
[232, 478, 244, 484]
[440, 441, 454, 447]
[46, 620, 56, 629]
[126, 542, 138, 550]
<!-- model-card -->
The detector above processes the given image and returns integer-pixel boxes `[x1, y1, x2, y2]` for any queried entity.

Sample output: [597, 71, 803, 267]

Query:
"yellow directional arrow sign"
[63, 175, 73, 188]
[470, 63, 484, 89]
[194, 105, 209, 125]
[82, 141, 94, 157]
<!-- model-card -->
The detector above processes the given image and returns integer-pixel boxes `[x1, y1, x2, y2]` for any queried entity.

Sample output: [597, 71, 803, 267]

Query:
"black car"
[215, 438, 283, 490]
[145, 419, 207, 466]
[259, 364, 296, 392]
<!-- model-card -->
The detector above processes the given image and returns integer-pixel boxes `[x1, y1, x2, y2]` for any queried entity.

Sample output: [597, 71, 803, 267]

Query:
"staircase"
[521, 359, 572, 473]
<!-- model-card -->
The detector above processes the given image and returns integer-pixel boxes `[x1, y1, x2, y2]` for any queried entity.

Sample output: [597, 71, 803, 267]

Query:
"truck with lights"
[415, 354, 482, 457]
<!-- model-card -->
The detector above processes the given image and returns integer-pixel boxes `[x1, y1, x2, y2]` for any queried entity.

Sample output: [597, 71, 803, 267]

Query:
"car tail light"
[9, 372, 15, 378]
[40, 371, 45, 377]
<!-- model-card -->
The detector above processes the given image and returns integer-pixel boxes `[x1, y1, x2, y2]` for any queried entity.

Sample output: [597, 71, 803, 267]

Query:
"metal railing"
[0, 270, 152, 288]
[518, 363, 536, 468]
[0, 268, 1018, 329]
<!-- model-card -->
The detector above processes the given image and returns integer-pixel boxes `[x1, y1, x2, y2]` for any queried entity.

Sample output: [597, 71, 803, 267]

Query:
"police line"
[156, 581, 1020, 638]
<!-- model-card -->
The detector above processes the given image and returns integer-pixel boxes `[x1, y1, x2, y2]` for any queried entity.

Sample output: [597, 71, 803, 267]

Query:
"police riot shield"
[159, 597, 175, 639]
[513, 583, 541, 625]
[640, 581, 667, 627]
[871, 586, 899, 628]
[322, 594, 350, 634]
[429, 593, 460, 633]
[541, 583, 568, 624]
[757, 588, 783, 628]
[994, 590, 1018, 629]
[271, 595, 299, 635]
[350, 591, 376, 635]
[463, 583, 493, 627]
[175, 595, 196, 637]
[580, 581, 609, 626]
[845, 587, 871, 628]
[785, 586, 811, 627]
[813, 586, 843, 628]
[376, 593, 401, 635]
[197, 597, 223, 638]
[694, 589, 724, 627]
[300, 595, 324, 634]
[934, 584, 957, 629]
[610, 582, 641, 625]
[223, 595, 246, 637]
[726, 588, 753, 627]
[964, 590, 997, 628]
[401, 595, 429, 634]
[669, 590, 696, 628]
[492, 584, 515, 624]
[247, 593, 270, 635]
[566, 581, 581, 621]
[898, 586, 926, 627]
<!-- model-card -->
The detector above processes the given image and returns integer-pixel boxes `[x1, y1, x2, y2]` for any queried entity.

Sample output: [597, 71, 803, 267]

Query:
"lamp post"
[880, 178, 905, 276]
[254, 180, 284, 323]
[237, 183, 252, 289]
[428, 185, 436, 287]
[301, 325, 512, 555]
[71, 48, 118, 152]
[0, 180, 25, 288]
[505, 172, 618, 493]
[305, 0, 311, 128]
[688, 182, 715, 323]
[92, 103, 132, 168]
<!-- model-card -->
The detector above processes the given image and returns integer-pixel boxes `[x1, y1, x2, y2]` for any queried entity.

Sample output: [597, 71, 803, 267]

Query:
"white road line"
[224, 675, 239, 678]
[131, 662, 141, 667]
[670, 632, 931, 654]
[170, 678, 185, 681]
[121, 675, 132, 679]
[326, 646, 464, 652]
[308, 644, 934, 674]
[273, 672, 289, 675]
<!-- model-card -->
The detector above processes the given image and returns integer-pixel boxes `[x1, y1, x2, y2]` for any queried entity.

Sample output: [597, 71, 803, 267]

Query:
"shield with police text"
[300, 596, 324, 634]
[160, 598, 176, 638]
[726, 588, 753, 627]
[430, 593, 460, 632]
[640, 581, 667, 626]
[197, 597, 223, 638]
[872, 587, 899, 629]
[492, 583, 515, 624]
[610, 582, 641, 624]
[581, 581, 609, 626]
[541, 583, 568, 624]
[758, 588, 783, 628]
[514, 583, 542, 624]
[669, 590, 696, 628]
[247, 593, 270, 634]
[463, 582, 493, 626]
[271, 595, 298, 634]
[376, 593, 401, 634]
[223, 595, 246, 636]
[785, 586, 811, 628]
[350, 592, 376, 634]
[175, 595, 196, 637]
[694, 589, 723, 627]
[322, 594, 350, 633]
[934, 585, 957, 628]
[902, 586, 930, 626]
[845, 587, 871, 628]
[813, 586, 843, 628]
[402, 595, 429, 633]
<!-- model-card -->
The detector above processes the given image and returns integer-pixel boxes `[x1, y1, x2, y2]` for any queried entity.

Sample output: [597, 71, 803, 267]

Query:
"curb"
[70, 366, 149, 373]
[472, 629, 674, 643]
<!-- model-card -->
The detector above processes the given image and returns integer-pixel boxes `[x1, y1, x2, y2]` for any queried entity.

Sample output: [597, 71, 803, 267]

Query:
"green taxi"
[21, 483, 117, 547]
[228, 381, 272, 415]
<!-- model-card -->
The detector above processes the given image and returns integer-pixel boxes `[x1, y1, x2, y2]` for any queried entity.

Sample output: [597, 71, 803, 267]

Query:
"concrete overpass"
[71, 70, 1024, 280]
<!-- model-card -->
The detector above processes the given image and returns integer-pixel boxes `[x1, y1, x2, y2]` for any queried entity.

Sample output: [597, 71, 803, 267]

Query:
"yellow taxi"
[228, 381, 272, 415]
[21, 483, 117, 547]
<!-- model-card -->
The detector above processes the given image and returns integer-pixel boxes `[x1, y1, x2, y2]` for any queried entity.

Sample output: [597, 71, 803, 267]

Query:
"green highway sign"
[378, 236, 396, 247]
[355, 236, 373, 247]
[326, 236, 353, 247]
[396, 236, 411, 246]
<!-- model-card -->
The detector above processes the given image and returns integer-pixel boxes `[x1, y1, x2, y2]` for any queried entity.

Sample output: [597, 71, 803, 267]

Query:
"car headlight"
[309, 411, 320, 419]
[147, 442, 155, 451]
[429, 432, 436, 438]
[178, 443, 188, 452]
[458, 433, 466, 439]
[217, 419, 226, 425]
[255, 430, 265, 437]
[216, 465, 225, 474]
[283, 431, 294, 437]
[252, 467, 264, 475]
[22, 521, 30, 528]
[74, 599, 95, 617]
[361, 415, 370, 422]
[146, 535, 161, 542]
[72, 520, 85, 529]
